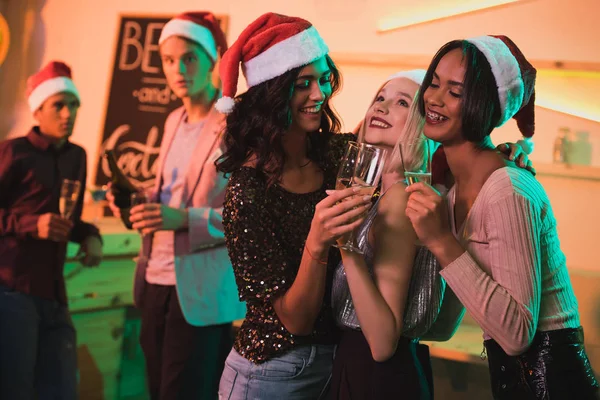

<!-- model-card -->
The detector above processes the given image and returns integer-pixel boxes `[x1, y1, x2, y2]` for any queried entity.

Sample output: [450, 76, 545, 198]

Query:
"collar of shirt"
[26, 126, 71, 153]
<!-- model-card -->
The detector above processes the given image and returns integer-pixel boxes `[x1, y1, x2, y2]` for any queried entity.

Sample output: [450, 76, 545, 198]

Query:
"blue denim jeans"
[0, 285, 78, 400]
[219, 344, 335, 400]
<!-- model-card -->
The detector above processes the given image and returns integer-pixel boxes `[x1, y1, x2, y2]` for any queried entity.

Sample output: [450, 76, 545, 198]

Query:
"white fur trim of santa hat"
[159, 19, 218, 61]
[28, 76, 80, 112]
[386, 69, 426, 85]
[466, 35, 524, 128]
[216, 13, 330, 115]
[242, 26, 328, 88]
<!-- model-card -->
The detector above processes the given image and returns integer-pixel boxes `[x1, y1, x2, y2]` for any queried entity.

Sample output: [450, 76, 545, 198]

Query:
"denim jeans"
[0, 285, 77, 400]
[219, 344, 335, 400]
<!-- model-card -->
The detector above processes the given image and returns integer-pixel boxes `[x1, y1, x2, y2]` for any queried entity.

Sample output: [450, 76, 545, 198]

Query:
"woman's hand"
[404, 182, 452, 247]
[496, 142, 535, 175]
[305, 187, 372, 257]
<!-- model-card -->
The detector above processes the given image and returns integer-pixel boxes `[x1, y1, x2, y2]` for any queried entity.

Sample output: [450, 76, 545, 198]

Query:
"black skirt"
[329, 329, 433, 400]
[485, 327, 599, 399]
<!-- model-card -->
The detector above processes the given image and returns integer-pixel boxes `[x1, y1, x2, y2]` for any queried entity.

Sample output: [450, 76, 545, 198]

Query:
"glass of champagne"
[398, 140, 432, 186]
[335, 143, 387, 254]
[335, 141, 360, 191]
[60, 179, 81, 220]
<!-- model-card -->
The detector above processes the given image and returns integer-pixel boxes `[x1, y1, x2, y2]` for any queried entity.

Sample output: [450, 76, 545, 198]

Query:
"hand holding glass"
[398, 140, 431, 186]
[334, 142, 387, 254]
[60, 179, 81, 220]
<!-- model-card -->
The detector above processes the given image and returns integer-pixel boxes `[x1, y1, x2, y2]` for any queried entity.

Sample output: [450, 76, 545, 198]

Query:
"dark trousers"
[0, 285, 78, 400]
[486, 327, 599, 399]
[329, 329, 431, 400]
[139, 283, 233, 400]
[416, 343, 435, 398]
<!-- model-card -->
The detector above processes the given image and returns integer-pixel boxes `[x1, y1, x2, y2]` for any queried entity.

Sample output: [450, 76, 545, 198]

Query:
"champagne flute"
[332, 141, 360, 250]
[60, 179, 81, 220]
[335, 141, 360, 191]
[335, 143, 387, 254]
[398, 140, 431, 247]
[398, 140, 432, 186]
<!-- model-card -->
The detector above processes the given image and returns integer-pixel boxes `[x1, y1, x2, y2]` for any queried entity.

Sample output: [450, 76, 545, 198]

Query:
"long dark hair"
[416, 40, 501, 142]
[216, 55, 342, 186]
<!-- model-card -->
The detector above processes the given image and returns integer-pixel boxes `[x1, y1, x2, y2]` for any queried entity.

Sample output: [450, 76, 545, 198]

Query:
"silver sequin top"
[331, 190, 445, 338]
[331, 196, 380, 330]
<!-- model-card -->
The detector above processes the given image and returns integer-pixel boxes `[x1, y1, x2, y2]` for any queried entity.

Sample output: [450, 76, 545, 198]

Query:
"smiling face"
[160, 36, 214, 99]
[288, 56, 333, 134]
[422, 48, 466, 144]
[363, 77, 420, 150]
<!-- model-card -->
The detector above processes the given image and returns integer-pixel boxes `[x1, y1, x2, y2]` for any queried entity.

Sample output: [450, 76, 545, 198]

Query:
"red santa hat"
[26, 61, 80, 112]
[159, 11, 228, 62]
[465, 35, 536, 154]
[215, 12, 329, 114]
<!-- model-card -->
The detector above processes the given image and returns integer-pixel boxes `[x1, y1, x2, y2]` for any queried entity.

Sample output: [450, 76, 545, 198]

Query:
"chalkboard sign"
[94, 14, 228, 188]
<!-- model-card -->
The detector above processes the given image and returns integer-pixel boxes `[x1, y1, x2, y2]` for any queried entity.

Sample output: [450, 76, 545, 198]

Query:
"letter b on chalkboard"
[119, 21, 163, 74]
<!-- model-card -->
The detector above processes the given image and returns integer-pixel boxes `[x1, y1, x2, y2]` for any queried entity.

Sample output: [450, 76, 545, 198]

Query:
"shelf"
[534, 162, 600, 181]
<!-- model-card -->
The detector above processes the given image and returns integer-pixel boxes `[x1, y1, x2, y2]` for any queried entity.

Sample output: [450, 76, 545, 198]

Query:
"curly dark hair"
[216, 55, 343, 186]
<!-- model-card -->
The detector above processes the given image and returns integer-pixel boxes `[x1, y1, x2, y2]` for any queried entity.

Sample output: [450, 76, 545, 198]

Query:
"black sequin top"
[223, 132, 355, 364]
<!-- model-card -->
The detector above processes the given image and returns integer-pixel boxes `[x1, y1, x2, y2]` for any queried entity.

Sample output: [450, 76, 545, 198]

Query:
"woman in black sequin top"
[214, 13, 373, 400]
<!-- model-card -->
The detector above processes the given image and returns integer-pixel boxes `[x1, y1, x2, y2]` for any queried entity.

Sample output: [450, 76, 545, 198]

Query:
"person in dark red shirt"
[0, 60, 103, 400]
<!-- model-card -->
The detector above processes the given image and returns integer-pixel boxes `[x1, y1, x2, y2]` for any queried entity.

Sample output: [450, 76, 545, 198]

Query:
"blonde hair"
[388, 92, 429, 174]
[356, 79, 433, 175]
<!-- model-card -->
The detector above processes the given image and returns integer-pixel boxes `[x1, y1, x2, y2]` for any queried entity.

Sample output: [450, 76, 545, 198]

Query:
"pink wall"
[1, 0, 599, 271]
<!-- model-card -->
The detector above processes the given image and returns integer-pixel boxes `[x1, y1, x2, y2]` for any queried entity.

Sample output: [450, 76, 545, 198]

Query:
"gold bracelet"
[305, 246, 328, 265]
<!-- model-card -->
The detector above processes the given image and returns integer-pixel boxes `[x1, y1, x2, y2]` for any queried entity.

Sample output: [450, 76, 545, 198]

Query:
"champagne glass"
[398, 140, 431, 247]
[335, 143, 387, 254]
[335, 141, 360, 191]
[398, 140, 431, 186]
[60, 179, 81, 220]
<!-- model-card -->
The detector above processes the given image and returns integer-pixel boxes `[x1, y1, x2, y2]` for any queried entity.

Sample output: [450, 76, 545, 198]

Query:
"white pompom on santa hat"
[26, 61, 80, 112]
[215, 12, 329, 114]
[465, 35, 537, 154]
[159, 11, 228, 63]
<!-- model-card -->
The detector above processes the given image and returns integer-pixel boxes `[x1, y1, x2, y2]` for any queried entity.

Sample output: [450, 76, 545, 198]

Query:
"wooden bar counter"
[65, 217, 145, 400]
